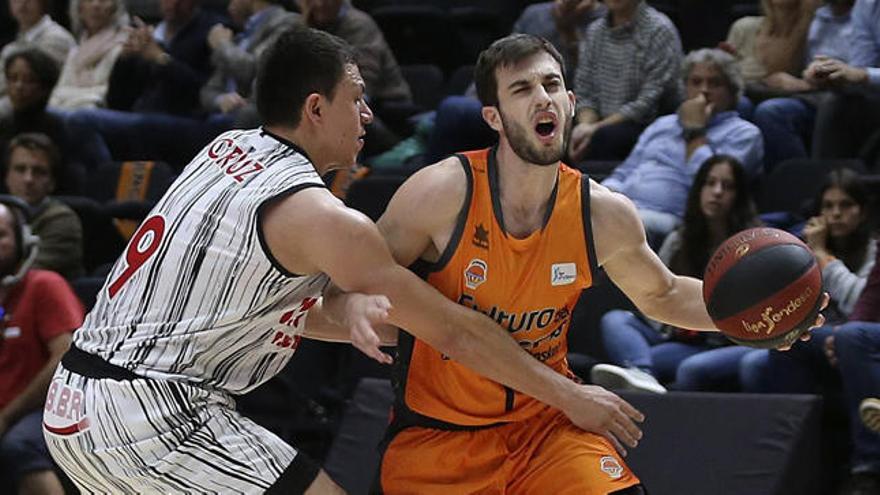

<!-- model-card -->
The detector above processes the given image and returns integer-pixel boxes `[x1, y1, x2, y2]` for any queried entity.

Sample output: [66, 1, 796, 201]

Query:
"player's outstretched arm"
[262, 179, 643, 452]
[590, 182, 717, 331]
[592, 182, 828, 347]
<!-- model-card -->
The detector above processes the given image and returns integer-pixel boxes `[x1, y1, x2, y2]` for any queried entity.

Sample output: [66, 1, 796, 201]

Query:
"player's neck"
[266, 124, 333, 175]
[494, 144, 558, 236]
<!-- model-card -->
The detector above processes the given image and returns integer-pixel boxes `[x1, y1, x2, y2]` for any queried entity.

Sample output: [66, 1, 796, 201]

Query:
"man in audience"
[3, 133, 83, 279]
[106, 0, 222, 117]
[569, 0, 683, 161]
[513, 0, 607, 76]
[602, 48, 763, 248]
[0, 200, 84, 495]
[804, 0, 880, 160]
[200, 0, 297, 120]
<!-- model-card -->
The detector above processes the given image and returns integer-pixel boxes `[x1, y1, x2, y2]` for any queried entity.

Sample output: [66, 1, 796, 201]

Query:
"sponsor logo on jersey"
[472, 223, 489, 249]
[464, 259, 488, 290]
[600, 456, 624, 479]
[551, 262, 577, 286]
[43, 381, 89, 436]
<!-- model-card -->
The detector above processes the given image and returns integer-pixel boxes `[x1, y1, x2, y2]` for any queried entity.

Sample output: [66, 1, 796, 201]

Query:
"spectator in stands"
[741, 167, 876, 379]
[602, 48, 763, 248]
[512, 0, 607, 76]
[803, 0, 880, 161]
[294, 0, 410, 155]
[829, 254, 880, 495]
[723, 0, 819, 111]
[0, 0, 75, 112]
[48, 0, 128, 110]
[4, 133, 84, 279]
[0, 48, 63, 154]
[1, 47, 106, 179]
[0, 200, 84, 495]
[592, 155, 761, 393]
[751, 0, 856, 170]
[59, 0, 225, 170]
[569, 0, 683, 161]
[200, 0, 297, 121]
[105, 0, 222, 116]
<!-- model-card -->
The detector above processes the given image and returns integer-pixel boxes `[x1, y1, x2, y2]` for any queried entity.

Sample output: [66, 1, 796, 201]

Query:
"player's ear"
[481, 105, 502, 132]
[303, 93, 324, 125]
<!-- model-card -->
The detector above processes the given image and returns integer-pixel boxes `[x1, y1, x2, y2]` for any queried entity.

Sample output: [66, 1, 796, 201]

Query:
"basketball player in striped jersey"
[42, 27, 670, 494]
[373, 34, 828, 494]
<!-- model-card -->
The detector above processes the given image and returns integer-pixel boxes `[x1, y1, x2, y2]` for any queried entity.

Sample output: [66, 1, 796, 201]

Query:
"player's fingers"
[616, 398, 645, 423]
[603, 431, 628, 457]
[611, 418, 641, 449]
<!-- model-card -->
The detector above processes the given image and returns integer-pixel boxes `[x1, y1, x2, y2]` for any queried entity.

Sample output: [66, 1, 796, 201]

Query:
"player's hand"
[342, 293, 394, 364]
[776, 292, 829, 351]
[562, 385, 644, 457]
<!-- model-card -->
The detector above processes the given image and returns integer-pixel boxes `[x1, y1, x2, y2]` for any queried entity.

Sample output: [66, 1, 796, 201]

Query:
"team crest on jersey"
[464, 259, 488, 290]
[43, 381, 90, 437]
[551, 262, 577, 286]
[600, 456, 624, 479]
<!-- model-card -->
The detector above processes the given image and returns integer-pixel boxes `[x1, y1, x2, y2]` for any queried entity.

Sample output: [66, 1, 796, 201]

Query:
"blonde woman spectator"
[724, 0, 820, 102]
[48, 0, 128, 110]
[0, 0, 75, 101]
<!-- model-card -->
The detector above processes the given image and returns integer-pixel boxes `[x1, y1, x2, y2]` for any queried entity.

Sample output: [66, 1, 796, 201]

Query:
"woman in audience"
[591, 155, 761, 392]
[0, 0, 75, 109]
[723, 0, 820, 116]
[0, 48, 65, 157]
[48, 0, 128, 110]
[741, 167, 876, 393]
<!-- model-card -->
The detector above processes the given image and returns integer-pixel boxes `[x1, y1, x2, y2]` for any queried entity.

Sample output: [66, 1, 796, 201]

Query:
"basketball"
[702, 227, 823, 349]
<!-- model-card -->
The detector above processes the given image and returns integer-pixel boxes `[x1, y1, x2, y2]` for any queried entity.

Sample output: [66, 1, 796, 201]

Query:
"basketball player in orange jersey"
[373, 34, 827, 494]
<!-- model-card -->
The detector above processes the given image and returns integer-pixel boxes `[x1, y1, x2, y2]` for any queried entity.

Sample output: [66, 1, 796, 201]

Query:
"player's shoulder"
[381, 156, 470, 230]
[589, 180, 646, 251]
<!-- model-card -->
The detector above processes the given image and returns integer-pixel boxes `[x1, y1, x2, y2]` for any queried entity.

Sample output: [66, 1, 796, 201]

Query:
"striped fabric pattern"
[73, 128, 330, 395]
[574, 2, 683, 123]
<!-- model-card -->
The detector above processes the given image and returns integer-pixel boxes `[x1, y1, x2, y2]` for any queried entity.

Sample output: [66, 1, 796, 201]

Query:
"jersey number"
[108, 215, 166, 298]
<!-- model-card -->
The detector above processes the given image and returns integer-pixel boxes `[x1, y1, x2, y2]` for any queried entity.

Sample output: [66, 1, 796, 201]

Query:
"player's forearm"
[378, 266, 578, 411]
[640, 275, 718, 331]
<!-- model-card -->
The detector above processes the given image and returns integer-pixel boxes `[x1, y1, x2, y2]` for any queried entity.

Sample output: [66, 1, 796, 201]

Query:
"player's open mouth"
[534, 114, 558, 142]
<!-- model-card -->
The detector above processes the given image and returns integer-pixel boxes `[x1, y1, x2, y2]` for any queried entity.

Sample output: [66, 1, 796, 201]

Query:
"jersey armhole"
[581, 174, 600, 283]
[256, 182, 329, 278]
[412, 154, 474, 275]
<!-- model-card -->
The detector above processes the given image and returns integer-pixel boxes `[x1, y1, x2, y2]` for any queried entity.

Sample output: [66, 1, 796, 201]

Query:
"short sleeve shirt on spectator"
[0, 270, 84, 408]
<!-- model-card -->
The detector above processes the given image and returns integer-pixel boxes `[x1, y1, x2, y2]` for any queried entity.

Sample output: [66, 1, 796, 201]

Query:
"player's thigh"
[379, 426, 508, 494]
[511, 421, 641, 495]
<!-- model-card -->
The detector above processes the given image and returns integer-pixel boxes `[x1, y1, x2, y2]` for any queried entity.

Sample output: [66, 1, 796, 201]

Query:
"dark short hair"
[256, 26, 356, 127]
[4, 47, 61, 94]
[4, 132, 62, 182]
[474, 33, 565, 107]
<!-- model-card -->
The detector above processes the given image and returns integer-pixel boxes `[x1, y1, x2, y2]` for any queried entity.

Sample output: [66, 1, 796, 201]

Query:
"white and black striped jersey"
[74, 128, 331, 394]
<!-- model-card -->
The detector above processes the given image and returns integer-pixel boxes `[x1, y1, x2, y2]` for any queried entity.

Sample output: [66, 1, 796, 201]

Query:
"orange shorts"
[378, 407, 640, 494]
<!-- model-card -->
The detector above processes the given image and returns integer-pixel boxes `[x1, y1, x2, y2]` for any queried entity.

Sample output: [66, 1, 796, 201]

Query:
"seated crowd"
[0, 0, 878, 493]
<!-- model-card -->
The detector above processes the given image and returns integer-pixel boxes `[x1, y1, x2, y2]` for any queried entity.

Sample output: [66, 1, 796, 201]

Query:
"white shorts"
[43, 348, 319, 494]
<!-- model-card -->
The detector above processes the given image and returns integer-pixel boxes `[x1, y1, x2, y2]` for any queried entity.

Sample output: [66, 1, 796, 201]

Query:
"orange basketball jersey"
[394, 147, 599, 428]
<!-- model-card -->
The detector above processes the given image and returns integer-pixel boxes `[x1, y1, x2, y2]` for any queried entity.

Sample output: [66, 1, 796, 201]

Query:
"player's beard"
[499, 107, 572, 166]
